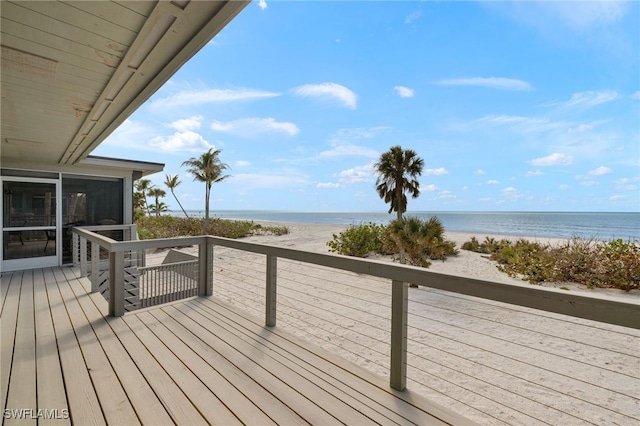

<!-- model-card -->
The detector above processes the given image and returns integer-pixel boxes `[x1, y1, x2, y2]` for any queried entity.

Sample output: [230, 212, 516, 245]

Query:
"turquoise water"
[170, 210, 640, 241]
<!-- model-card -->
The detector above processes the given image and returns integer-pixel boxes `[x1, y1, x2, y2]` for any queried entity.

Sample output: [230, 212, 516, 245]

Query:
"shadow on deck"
[1, 266, 471, 425]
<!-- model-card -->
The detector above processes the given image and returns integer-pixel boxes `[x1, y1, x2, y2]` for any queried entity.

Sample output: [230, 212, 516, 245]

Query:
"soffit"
[1, 0, 249, 166]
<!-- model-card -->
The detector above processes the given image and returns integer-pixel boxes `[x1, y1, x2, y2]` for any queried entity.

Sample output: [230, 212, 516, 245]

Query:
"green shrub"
[383, 216, 458, 267]
[326, 222, 386, 257]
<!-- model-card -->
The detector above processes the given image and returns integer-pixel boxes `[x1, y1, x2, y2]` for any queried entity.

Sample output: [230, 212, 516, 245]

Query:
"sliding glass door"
[2, 177, 60, 271]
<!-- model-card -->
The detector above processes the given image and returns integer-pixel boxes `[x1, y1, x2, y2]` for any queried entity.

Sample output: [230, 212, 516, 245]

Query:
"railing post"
[91, 242, 100, 293]
[198, 240, 213, 296]
[72, 232, 79, 265]
[109, 251, 125, 317]
[79, 236, 88, 277]
[390, 279, 408, 391]
[265, 255, 277, 327]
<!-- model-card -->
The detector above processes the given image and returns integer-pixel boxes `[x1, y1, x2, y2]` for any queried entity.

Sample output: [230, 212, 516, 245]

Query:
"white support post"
[390, 279, 408, 391]
[79, 237, 88, 277]
[91, 242, 100, 293]
[206, 240, 213, 296]
[198, 242, 213, 296]
[109, 251, 125, 317]
[72, 233, 79, 265]
[265, 255, 277, 327]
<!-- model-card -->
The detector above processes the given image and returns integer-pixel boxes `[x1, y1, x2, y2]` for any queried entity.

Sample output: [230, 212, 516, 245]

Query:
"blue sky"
[95, 1, 640, 213]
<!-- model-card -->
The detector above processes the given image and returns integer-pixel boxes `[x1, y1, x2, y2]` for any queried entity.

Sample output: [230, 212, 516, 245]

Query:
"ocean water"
[170, 210, 640, 241]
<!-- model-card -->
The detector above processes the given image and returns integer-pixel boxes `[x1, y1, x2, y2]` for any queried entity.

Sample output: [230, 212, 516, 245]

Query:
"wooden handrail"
[72, 227, 640, 392]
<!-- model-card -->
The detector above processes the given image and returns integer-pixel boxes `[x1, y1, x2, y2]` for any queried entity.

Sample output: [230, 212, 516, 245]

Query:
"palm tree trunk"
[172, 190, 189, 218]
[204, 183, 211, 234]
[396, 192, 406, 264]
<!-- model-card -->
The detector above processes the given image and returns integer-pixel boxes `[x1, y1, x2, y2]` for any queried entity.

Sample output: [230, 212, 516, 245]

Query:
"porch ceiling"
[1, 0, 248, 167]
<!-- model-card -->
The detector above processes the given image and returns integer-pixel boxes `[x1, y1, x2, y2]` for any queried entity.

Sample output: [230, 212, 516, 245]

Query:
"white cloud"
[211, 118, 299, 137]
[474, 169, 486, 175]
[529, 153, 574, 167]
[501, 186, 523, 199]
[631, 91, 640, 100]
[317, 182, 343, 189]
[588, 166, 612, 176]
[318, 144, 379, 159]
[149, 131, 213, 152]
[487, 1, 628, 33]
[152, 88, 281, 109]
[394, 86, 415, 98]
[329, 127, 390, 144]
[167, 115, 203, 132]
[336, 164, 374, 184]
[567, 123, 594, 134]
[235, 160, 251, 167]
[544, 91, 621, 109]
[486, 179, 500, 185]
[610, 195, 628, 201]
[472, 114, 564, 132]
[436, 77, 532, 91]
[257, 0, 267, 11]
[437, 190, 456, 200]
[526, 170, 544, 177]
[558, 184, 571, 190]
[404, 9, 421, 24]
[423, 184, 438, 192]
[102, 119, 155, 150]
[424, 167, 448, 176]
[578, 179, 599, 187]
[292, 82, 357, 109]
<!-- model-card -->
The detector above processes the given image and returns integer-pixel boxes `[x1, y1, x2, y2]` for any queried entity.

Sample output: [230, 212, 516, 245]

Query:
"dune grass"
[462, 236, 639, 291]
[136, 216, 288, 240]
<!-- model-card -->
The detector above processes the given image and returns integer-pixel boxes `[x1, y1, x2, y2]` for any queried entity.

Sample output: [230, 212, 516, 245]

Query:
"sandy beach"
[147, 221, 639, 425]
[238, 221, 639, 300]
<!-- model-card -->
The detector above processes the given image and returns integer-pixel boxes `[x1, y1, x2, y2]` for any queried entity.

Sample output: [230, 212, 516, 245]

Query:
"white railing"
[138, 260, 199, 308]
[71, 227, 640, 392]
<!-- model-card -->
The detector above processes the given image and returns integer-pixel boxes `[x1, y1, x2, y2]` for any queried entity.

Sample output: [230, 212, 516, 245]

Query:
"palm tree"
[164, 174, 189, 218]
[374, 145, 424, 264]
[134, 178, 154, 216]
[374, 145, 424, 221]
[147, 187, 166, 217]
[182, 148, 230, 233]
[149, 201, 169, 216]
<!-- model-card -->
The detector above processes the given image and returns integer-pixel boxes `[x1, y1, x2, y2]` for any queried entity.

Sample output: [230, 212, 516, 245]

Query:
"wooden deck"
[1, 266, 472, 425]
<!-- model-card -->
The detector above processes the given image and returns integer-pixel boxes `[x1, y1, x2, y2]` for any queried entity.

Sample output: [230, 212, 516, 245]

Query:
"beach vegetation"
[462, 236, 640, 291]
[164, 174, 189, 218]
[327, 222, 386, 257]
[374, 145, 424, 264]
[384, 217, 459, 268]
[182, 148, 230, 234]
[326, 217, 458, 270]
[149, 201, 169, 216]
[147, 187, 167, 217]
[136, 216, 288, 240]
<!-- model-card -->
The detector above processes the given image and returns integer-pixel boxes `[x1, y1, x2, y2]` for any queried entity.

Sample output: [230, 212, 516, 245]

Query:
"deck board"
[46, 267, 105, 425]
[53, 268, 140, 425]
[60, 268, 175, 426]
[1, 270, 21, 414]
[6, 270, 36, 426]
[34, 268, 70, 426]
[0, 266, 479, 425]
[187, 297, 458, 426]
